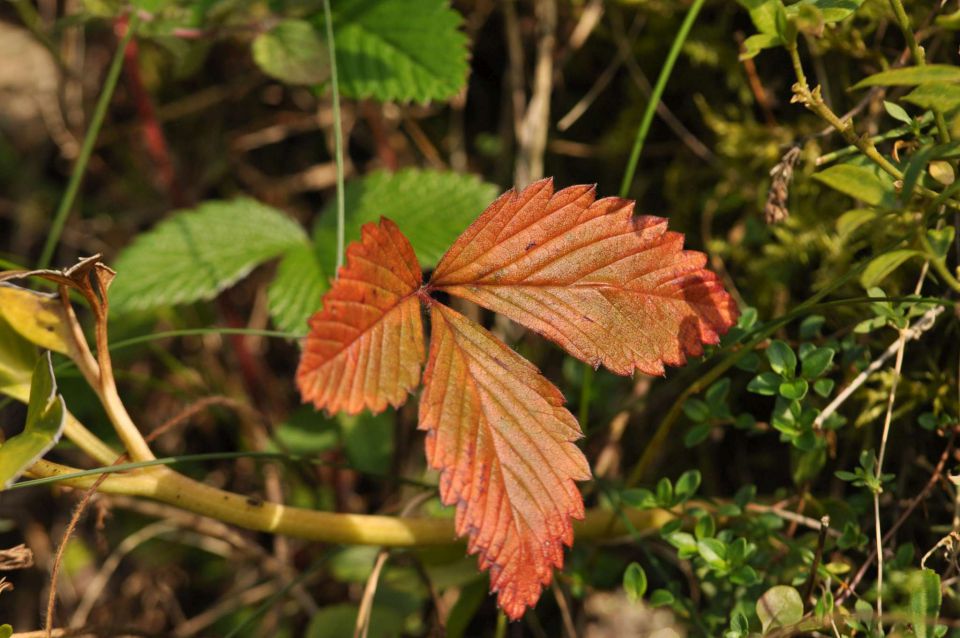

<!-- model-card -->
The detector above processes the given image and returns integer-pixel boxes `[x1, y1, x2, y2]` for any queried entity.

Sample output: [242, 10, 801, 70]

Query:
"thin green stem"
[618, 0, 706, 199]
[787, 43, 960, 210]
[13, 451, 436, 491]
[38, 12, 140, 269]
[887, 0, 950, 143]
[322, 0, 346, 272]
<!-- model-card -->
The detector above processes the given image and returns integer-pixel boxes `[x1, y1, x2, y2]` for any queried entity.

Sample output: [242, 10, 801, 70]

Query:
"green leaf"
[339, 411, 393, 475]
[798, 0, 864, 23]
[853, 65, 960, 90]
[756, 585, 803, 634]
[252, 19, 330, 85]
[305, 603, 406, 638]
[272, 407, 339, 455]
[684, 423, 712, 447]
[778, 378, 808, 400]
[748, 371, 781, 395]
[766, 340, 796, 377]
[813, 378, 835, 397]
[937, 9, 960, 30]
[675, 469, 702, 503]
[267, 242, 326, 334]
[650, 589, 675, 607]
[621, 488, 658, 509]
[740, 33, 782, 59]
[0, 314, 37, 401]
[329, 0, 469, 102]
[908, 569, 942, 638]
[883, 100, 912, 124]
[683, 398, 711, 422]
[814, 164, 894, 206]
[0, 352, 66, 487]
[860, 249, 922, 289]
[697, 538, 728, 569]
[737, 0, 784, 35]
[314, 169, 498, 274]
[111, 199, 307, 314]
[836, 208, 877, 238]
[445, 579, 487, 638]
[623, 563, 648, 602]
[927, 226, 956, 260]
[0, 285, 70, 354]
[904, 83, 960, 112]
[801, 347, 835, 378]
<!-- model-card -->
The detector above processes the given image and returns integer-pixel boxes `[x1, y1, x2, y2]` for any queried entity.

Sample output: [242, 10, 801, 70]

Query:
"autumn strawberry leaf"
[297, 179, 738, 619]
[431, 180, 740, 375]
[297, 219, 425, 415]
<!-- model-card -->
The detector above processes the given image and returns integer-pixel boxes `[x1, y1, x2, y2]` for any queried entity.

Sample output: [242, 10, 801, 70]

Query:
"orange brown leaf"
[297, 218, 425, 415]
[419, 302, 590, 620]
[430, 179, 739, 376]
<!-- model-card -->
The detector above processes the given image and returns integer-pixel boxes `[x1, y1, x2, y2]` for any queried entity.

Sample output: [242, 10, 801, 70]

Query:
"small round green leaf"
[253, 20, 330, 85]
[756, 585, 803, 634]
[623, 563, 647, 602]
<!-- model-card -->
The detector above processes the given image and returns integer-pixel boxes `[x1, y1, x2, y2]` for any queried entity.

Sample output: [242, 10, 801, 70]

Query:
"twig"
[839, 429, 956, 605]
[814, 305, 943, 429]
[802, 516, 830, 608]
[735, 32, 777, 126]
[514, 0, 557, 185]
[557, 15, 644, 132]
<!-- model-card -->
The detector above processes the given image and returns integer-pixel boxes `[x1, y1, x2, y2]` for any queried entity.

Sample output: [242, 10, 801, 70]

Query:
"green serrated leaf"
[904, 83, 960, 112]
[328, 0, 469, 103]
[908, 569, 942, 638]
[314, 169, 498, 274]
[0, 352, 66, 487]
[267, 242, 327, 334]
[860, 249, 922, 289]
[757, 585, 803, 634]
[853, 65, 960, 90]
[111, 198, 307, 314]
[814, 164, 894, 206]
[252, 19, 330, 85]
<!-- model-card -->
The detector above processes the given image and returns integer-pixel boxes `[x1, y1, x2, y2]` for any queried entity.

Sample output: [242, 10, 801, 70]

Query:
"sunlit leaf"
[419, 302, 590, 620]
[430, 179, 739, 375]
[756, 585, 803, 634]
[252, 19, 330, 85]
[814, 164, 894, 206]
[297, 219, 425, 415]
[853, 65, 960, 89]
[111, 199, 307, 313]
[327, 0, 469, 103]
[0, 352, 66, 488]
